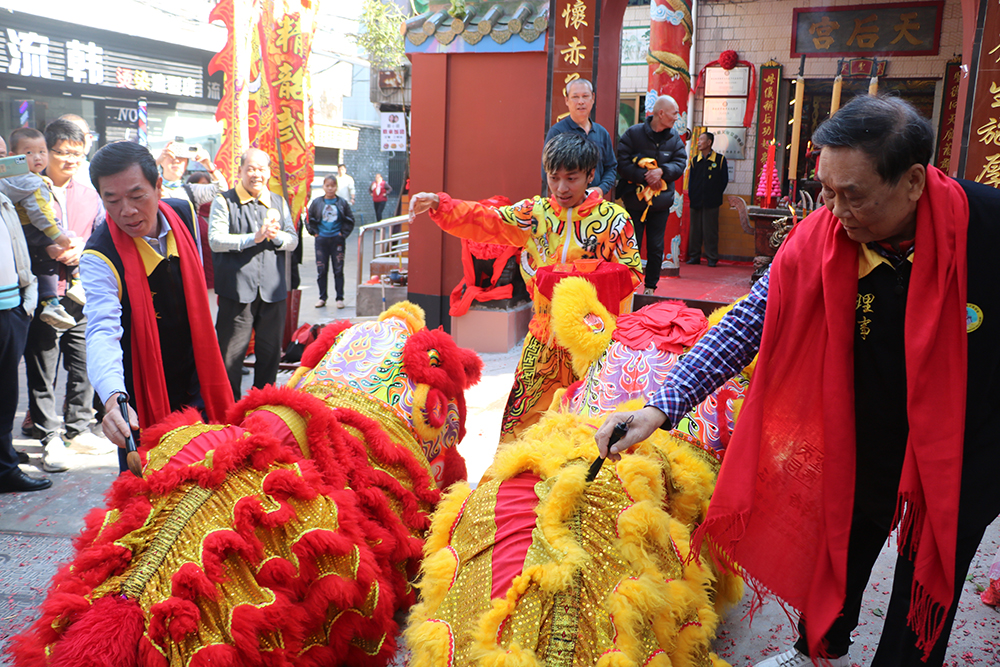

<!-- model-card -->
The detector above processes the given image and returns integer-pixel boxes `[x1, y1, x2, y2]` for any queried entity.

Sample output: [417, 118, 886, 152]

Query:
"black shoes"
[0, 468, 52, 493]
[685, 257, 701, 265]
[707, 259, 718, 267]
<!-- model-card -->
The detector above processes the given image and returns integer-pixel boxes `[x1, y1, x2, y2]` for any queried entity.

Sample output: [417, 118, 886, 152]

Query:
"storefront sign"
[964, 0, 1000, 187]
[704, 66, 749, 96]
[314, 124, 359, 151]
[706, 127, 747, 160]
[381, 112, 407, 152]
[753, 61, 783, 206]
[936, 59, 961, 174]
[791, 2, 943, 58]
[549, 0, 598, 127]
[0, 20, 204, 98]
[703, 98, 747, 127]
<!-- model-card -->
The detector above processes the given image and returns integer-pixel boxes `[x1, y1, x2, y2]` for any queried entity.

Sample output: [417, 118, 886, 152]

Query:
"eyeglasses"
[51, 148, 85, 161]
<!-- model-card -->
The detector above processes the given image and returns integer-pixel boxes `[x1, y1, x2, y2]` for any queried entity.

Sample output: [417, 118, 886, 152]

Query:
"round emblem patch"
[966, 304, 983, 333]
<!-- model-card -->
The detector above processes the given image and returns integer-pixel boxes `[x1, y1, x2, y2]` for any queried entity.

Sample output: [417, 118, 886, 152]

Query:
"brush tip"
[126, 450, 143, 478]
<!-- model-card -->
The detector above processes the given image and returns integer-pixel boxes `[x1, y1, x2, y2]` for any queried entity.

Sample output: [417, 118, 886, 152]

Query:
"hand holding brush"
[116, 393, 143, 478]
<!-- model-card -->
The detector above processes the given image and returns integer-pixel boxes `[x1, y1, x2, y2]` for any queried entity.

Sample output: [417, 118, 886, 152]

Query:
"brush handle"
[116, 393, 142, 477]
[586, 421, 630, 483]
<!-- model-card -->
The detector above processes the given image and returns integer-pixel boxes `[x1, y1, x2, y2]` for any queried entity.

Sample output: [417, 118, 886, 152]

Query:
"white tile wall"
[618, 0, 964, 194]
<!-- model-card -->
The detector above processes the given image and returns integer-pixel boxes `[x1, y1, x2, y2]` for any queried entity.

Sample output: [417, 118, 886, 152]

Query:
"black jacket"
[616, 117, 687, 212]
[306, 195, 354, 238]
[688, 150, 729, 209]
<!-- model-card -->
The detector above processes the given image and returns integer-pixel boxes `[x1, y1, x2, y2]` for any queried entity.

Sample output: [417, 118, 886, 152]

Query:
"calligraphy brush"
[585, 416, 632, 483]
[116, 393, 143, 478]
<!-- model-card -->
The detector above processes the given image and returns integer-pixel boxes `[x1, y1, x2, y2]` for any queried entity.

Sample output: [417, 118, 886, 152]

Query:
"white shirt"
[81, 211, 200, 404]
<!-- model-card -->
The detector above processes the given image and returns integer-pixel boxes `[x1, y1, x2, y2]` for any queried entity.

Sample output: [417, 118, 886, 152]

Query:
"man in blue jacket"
[545, 79, 616, 197]
[306, 174, 355, 310]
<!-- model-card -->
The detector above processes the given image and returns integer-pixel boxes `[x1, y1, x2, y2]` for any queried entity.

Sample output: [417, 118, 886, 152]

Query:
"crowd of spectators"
[0, 124, 330, 493]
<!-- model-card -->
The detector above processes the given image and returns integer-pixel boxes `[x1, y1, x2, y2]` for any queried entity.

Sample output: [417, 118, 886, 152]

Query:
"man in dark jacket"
[545, 78, 617, 197]
[686, 131, 729, 267]
[617, 95, 688, 294]
[306, 174, 355, 309]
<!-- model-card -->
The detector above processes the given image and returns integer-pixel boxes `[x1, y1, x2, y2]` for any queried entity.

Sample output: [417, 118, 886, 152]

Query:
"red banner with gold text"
[209, 0, 318, 221]
[935, 59, 961, 175]
[963, 0, 1000, 190]
[753, 61, 782, 206]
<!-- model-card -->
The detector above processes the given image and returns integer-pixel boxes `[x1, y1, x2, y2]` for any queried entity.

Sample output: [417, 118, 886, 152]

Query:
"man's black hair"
[702, 131, 714, 143]
[90, 141, 159, 191]
[324, 173, 339, 185]
[8, 127, 43, 153]
[542, 132, 599, 175]
[812, 95, 933, 185]
[44, 119, 86, 150]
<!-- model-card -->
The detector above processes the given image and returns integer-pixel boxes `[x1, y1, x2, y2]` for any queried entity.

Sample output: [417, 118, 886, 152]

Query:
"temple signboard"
[548, 0, 598, 126]
[791, 2, 943, 58]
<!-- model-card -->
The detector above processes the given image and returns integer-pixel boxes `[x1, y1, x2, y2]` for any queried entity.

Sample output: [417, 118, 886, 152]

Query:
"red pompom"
[48, 595, 145, 667]
[719, 50, 739, 70]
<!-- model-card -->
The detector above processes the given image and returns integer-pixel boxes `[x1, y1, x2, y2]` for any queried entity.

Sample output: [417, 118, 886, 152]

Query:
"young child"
[1, 127, 76, 329]
[409, 133, 643, 442]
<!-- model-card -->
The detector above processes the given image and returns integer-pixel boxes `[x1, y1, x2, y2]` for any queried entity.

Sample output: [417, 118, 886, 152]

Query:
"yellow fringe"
[411, 406, 741, 667]
[407, 619, 456, 667]
[379, 300, 426, 332]
[549, 277, 616, 377]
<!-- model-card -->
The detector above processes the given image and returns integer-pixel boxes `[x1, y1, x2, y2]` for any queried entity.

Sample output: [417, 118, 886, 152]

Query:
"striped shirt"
[647, 267, 769, 426]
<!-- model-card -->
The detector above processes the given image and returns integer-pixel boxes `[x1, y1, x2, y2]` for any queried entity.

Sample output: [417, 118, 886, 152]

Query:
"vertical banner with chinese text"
[935, 59, 961, 175]
[209, 0, 318, 221]
[548, 0, 598, 128]
[647, 0, 692, 272]
[753, 61, 782, 206]
[963, 0, 1000, 188]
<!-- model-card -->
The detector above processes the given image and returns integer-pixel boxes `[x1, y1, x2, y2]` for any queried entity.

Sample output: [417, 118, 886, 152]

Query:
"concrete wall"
[617, 0, 966, 260]
[691, 0, 964, 200]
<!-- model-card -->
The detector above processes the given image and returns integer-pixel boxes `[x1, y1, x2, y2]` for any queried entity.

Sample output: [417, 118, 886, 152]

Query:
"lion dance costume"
[429, 191, 642, 443]
[10, 303, 481, 667]
[405, 278, 751, 667]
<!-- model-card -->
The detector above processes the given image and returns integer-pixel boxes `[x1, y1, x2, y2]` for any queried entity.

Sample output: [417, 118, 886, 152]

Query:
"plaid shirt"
[647, 267, 769, 427]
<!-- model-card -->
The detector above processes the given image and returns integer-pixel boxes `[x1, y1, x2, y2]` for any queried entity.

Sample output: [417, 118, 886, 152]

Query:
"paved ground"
[1, 231, 998, 665]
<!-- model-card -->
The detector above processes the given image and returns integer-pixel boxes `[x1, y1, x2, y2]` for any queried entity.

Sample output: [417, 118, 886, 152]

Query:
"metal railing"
[357, 215, 409, 285]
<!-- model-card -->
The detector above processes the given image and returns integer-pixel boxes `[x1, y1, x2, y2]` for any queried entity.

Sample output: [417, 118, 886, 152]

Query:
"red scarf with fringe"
[107, 201, 234, 429]
[697, 166, 968, 659]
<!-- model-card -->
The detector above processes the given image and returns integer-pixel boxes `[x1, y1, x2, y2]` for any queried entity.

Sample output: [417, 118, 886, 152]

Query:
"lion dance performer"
[405, 278, 751, 667]
[409, 133, 643, 444]
[10, 303, 481, 667]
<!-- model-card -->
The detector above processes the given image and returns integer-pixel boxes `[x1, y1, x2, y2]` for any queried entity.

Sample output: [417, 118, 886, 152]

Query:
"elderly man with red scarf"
[596, 95, 1000, 666]
[80, 142, 233, 474]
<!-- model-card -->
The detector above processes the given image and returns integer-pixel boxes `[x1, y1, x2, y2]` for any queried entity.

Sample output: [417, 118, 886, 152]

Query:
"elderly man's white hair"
[564, 78, 594, 97]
